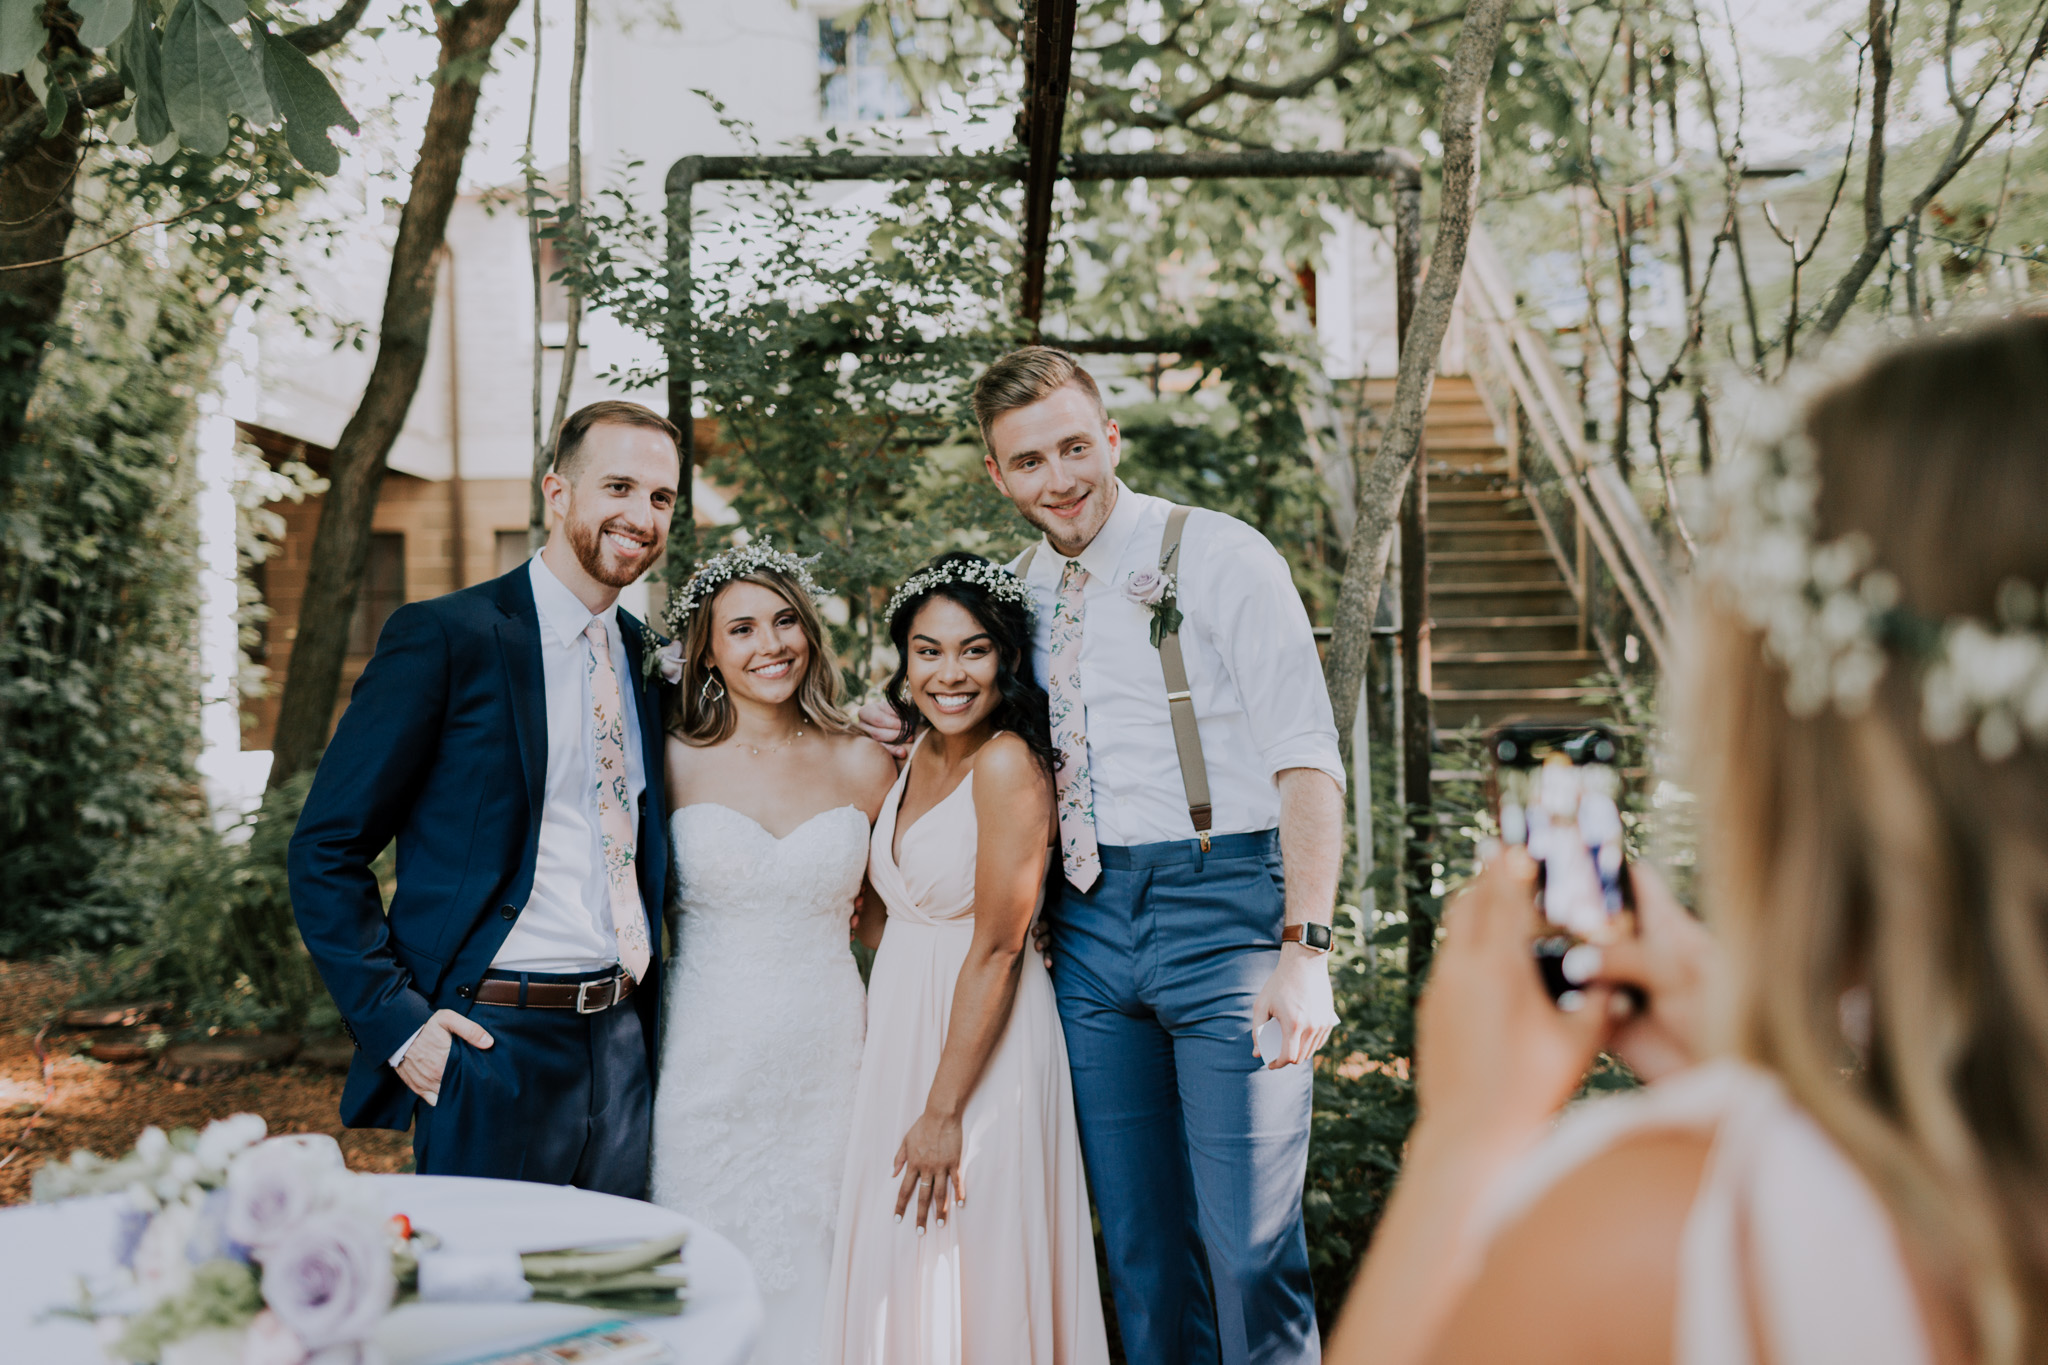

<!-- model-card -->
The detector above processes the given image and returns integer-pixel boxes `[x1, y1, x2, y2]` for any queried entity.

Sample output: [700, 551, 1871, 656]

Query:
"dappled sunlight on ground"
[0, 961, 412, 1205]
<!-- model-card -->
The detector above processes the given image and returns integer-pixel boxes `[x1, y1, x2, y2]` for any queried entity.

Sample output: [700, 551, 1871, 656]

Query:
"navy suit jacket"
[288, 566, 668, 1131]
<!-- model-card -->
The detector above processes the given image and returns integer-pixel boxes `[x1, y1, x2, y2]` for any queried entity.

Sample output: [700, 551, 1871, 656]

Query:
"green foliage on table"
[112, 1259, 264, 1365]
[0, 240, 216, 954]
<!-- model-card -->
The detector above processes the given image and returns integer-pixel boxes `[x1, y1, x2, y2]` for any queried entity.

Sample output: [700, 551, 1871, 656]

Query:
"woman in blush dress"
[823, 551, 1108, 1365]
[648, 544, 897, 1365]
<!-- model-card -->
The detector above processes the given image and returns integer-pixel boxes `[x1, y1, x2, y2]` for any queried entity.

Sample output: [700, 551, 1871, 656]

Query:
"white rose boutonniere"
[1126, 569, 1183, 648]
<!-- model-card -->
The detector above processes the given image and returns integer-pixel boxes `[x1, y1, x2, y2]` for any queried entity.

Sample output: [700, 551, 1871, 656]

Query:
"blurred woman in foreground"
[1331, 315, 2048, 1365]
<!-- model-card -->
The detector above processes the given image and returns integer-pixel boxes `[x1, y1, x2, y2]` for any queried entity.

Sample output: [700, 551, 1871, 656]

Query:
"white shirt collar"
[528, 552, 618, 650]
[1049, 478, 1147, 584]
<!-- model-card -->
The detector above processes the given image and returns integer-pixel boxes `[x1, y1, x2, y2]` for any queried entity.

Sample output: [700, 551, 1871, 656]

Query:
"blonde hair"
[1688, 316, 2048, 1364]
[666, 568, 857, 746]
[970, 346, 1107, 448]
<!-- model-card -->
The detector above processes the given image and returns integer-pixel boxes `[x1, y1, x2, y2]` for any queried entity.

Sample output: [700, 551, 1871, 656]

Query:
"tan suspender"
[1156, 507, 1214, 850]
[1015, 505, 1214, 850]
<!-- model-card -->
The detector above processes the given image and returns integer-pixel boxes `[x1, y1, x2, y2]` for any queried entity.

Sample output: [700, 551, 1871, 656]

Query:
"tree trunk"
[267, 0, 524, 788]
[1321, 0, 1511, 757]
[0, 76, 84, 442]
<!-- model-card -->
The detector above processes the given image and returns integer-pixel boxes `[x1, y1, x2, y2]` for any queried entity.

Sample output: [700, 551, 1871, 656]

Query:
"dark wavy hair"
[884, 551, 1058, 774]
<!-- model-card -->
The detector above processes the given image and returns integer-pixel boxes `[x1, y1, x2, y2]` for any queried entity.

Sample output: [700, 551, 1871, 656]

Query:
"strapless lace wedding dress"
[650, 803, 870, 1365]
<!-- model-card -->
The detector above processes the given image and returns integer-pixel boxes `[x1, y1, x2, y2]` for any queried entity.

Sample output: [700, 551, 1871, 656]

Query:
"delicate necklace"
[739, 725, 805, 758]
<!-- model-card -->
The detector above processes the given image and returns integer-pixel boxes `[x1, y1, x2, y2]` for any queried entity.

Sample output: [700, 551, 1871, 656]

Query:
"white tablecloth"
[0, 1174, 762, 1365]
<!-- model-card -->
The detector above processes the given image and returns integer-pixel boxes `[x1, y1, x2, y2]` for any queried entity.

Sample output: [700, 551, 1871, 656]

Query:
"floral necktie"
[585, 622, 651, 981]
[1049, 560, 1101, 892]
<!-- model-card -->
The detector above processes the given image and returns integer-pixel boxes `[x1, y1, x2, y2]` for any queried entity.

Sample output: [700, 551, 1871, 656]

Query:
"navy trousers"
[1049, 830, 1319, 1365]
[412, 968, 652, 1199]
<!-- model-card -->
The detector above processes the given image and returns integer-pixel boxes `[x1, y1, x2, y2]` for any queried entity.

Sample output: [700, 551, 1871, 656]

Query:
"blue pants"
[1049, 831, 1319, 1365]
[413, 968, 652, 1199]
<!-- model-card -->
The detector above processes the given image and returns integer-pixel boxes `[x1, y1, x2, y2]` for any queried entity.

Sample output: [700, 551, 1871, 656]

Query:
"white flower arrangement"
[1124, 568, 1182, 648]
[37, 1117, 692, 1364]
[1707, 354, 2048, 760]
[36, 1116, 398, 1365]
[884, 558, 1036, 623]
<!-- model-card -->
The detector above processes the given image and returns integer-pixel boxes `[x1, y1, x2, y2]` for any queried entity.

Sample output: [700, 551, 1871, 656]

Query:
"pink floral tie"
[585, 622, 651, 981]
[1048, 560, 1101, 892]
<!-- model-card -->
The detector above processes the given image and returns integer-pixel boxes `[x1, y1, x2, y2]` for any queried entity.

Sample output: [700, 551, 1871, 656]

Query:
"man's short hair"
[552, 400, 682, 480]
[970, 347, 1107, 449]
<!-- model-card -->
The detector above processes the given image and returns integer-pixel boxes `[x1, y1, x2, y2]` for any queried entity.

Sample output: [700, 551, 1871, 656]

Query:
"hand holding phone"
[1489, 723, 1637, 1012]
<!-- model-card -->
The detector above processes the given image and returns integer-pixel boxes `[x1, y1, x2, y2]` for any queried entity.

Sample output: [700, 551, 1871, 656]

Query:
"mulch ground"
[0, 959, 412, 1205]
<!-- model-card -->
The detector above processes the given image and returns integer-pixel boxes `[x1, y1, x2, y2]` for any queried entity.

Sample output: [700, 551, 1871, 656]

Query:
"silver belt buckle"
[575, 974, 619, 1014]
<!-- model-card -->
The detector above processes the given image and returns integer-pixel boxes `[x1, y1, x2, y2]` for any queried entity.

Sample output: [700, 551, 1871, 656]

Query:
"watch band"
[1282, 923, 1333, 953]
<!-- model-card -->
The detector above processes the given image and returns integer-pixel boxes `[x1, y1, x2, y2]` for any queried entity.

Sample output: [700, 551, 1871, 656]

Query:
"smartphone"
[1488, 722, 1631, 1011]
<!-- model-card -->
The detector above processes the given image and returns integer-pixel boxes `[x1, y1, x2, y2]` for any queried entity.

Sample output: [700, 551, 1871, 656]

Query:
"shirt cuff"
[389, 1025, 426, 1069]
[1265, 737, 1348, 793]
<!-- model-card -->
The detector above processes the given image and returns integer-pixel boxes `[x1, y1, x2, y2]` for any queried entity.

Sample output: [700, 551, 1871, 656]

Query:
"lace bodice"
[649, 802, 871, 1300]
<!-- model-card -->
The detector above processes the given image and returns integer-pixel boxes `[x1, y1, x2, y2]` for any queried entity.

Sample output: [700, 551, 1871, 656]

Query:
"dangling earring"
[699, 671, 727, 708]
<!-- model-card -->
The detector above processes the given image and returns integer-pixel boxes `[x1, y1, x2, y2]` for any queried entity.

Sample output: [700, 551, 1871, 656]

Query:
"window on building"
[539, 238, 570, 349]
[348, 534, 405, 655]
[496, 530, 532, 578]
[818, 15, 916, 123]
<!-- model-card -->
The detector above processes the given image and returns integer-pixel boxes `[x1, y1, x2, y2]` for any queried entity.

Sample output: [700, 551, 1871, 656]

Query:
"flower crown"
[661, 539, 826, 639]
[1707, 352, 2048, 760]
[885, 558, 1036, 623]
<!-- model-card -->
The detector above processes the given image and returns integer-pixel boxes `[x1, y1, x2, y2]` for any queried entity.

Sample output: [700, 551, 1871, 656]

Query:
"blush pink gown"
[821, 745, 1109, 1365]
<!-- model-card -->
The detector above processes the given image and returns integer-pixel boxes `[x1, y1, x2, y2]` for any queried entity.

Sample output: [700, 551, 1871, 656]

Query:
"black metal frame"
[661, 147, 1423, 518]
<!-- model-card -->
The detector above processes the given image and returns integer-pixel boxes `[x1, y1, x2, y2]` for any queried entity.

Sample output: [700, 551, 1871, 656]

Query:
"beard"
[1018, 479, 1113, 556]
[567, 512, 659, 589]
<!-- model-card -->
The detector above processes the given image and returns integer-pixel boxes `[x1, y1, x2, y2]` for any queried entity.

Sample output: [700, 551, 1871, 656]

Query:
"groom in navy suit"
[289, 400, 680, 1197]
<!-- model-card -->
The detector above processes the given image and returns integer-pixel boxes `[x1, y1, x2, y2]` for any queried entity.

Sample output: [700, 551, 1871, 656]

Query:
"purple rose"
[260, 1211, 395, 1351]
[227, 1136, 345, 1251]
[1125, 569, 1170, 606]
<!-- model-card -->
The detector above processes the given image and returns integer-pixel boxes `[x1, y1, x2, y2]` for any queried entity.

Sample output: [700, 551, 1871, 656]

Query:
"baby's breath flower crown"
[885, 558, 1036, 624]
[1708, 356, 2048, 761]
[662, 539, 826, 638]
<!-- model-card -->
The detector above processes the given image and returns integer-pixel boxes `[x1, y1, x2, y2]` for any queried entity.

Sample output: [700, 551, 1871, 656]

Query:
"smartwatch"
[1281, 923, 1333, 953]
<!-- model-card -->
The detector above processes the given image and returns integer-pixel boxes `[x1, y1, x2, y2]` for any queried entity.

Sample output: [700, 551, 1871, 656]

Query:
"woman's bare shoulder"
[823, 730, 900, 812]
[1424, 1126, 1713, 1365]
[972, 731, 1047, 796]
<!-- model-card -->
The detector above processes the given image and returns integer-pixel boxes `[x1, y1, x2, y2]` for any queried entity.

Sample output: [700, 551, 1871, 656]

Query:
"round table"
[0, 1174, 763, 1365]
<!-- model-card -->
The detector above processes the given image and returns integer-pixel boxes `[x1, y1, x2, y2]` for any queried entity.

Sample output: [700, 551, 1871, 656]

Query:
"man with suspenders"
[976, 347, 1347, 1364]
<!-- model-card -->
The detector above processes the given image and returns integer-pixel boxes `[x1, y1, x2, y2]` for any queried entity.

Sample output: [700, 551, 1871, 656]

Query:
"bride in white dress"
[646, 547, 896, 1365]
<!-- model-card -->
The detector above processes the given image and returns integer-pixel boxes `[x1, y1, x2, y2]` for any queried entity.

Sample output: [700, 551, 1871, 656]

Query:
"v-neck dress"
[821, 740, 1109, 1365]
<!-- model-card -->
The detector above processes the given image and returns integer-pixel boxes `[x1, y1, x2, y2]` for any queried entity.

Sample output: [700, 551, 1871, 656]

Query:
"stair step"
[1432, 581, 1574, 596]
[1431, 614, 1581, 629]
[1433, 482, 1531, 499]
[1427, 519, 1541, 535]
[1428, 550, 1554, 564]
[1432, 650, 1601, 664]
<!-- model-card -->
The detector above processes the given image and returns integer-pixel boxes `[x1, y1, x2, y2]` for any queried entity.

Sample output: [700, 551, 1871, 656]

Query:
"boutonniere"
[1125, 568, 1183, 649]
[643, 635, 685, 685]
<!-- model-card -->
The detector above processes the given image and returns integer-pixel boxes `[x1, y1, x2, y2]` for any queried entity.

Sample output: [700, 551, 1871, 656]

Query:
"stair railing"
[1456, 228, 1675, 673]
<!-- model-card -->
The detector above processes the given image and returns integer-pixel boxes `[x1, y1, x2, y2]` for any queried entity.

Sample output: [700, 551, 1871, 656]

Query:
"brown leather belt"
[472, 970, 637, 1013]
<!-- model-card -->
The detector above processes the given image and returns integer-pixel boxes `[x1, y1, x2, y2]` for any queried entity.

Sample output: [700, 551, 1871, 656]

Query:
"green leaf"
[198, 0, 244, 19]
[255, 23, 356, 175]
[41, 77, 65, 137]
[111, 7, 171, 146]
[73, 0, 134, 48]
[0, 0, 42, 75]
[161, 0, 274, 154]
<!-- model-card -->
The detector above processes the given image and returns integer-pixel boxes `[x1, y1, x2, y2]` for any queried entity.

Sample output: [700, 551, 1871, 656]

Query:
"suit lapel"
[619, 612, 665, 797]
[495, 570, 548, 822]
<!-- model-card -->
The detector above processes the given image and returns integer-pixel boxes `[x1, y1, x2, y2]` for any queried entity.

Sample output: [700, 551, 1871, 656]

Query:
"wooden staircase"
[1364, 374, 1607, 735]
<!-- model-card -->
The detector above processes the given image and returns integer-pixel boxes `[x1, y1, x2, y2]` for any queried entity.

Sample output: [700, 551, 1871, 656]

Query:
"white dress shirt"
[389, 555, 647, 1068]
[1011, 481, 1345, 847]
[494, 552, 649, 971]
